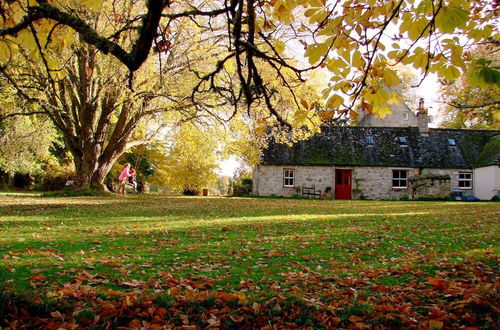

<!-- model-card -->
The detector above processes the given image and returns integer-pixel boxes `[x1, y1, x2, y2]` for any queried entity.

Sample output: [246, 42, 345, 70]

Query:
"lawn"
[0, 193, 498, 329]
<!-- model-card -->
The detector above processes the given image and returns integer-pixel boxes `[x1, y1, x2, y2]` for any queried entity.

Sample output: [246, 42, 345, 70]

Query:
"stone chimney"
[417, 98, 429, 136]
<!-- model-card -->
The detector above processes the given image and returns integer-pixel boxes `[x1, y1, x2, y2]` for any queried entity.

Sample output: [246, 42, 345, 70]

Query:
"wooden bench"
[302, 187, 321, 199]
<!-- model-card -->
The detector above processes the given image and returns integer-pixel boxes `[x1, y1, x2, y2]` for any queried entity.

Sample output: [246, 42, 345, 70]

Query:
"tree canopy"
[440, 44, 500, 129]
[1, 0, 498, 126]
[0, 0, 499, 190]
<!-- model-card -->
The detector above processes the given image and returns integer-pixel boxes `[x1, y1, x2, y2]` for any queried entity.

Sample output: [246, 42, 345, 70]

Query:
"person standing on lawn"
[118, 163, 131, 195]
[128, 168, 138, 193]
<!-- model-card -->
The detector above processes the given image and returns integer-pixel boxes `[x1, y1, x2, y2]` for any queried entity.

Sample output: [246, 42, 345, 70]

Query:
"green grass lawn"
[1, 193, 498, 328]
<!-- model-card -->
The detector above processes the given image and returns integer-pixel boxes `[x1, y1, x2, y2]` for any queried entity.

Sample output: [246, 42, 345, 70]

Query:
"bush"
[13, 173, 34, 189]
[183, 188, 200, 196]
[232, 178, 252, 197]
[38, 176, 72, 191]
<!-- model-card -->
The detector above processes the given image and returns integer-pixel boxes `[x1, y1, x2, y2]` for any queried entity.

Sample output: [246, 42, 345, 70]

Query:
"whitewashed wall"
[474, 165, 500, 200]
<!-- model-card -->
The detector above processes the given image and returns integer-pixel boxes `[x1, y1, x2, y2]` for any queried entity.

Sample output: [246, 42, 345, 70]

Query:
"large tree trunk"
[71, 135, 131, 191]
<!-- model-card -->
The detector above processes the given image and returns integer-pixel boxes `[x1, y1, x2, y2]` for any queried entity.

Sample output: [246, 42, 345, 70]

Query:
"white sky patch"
[216, 157, 240, 177]
[414, 73, 443, 127]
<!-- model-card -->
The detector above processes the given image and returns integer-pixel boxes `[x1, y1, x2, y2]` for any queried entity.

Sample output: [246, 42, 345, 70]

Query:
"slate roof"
[261, 127, 499, 169]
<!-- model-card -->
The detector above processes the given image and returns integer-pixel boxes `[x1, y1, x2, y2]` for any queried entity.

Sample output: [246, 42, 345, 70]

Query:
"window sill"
[392, 187, 408, 190]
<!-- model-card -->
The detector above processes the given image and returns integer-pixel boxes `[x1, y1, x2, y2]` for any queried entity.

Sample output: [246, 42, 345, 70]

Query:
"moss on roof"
[261, 127, 499, 168]
[476, 135, 500, 167]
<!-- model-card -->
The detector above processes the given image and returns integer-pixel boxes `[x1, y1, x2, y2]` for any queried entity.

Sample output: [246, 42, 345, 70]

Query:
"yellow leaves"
[293, 109, 309, 125]
[416, 0, 432, 15]
[326, 58, 347, 75]
[273, 40, 285, 55]
[76, 0, 103, 12]
[326, 94, 344, 109]
[450, 46, 465, 69]
[255, 120, 268, 136]
[352, 51, 365, 68]
[304, 8, 319, 17]
[305, 37, 333, 65]
[362, 86, 393, 119]
[386, 89, 401, 106]
[411, 50, 428, 70]
[273, 0, 294, 24]
[493, 110, 500, 123]
[0, 41, 16, 62]
[438, 65, 461, 81]
[383, 69, 400, 87]
[435, 4, 469, 34]
[468, 25, 494, 42]
[15, 30, 37, 51]
[400, 17, 429, 41]
[305, 8, 328, 24]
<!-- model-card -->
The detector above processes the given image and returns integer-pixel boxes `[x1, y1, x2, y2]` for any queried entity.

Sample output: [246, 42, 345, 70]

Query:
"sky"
[217, 157, 240, 177]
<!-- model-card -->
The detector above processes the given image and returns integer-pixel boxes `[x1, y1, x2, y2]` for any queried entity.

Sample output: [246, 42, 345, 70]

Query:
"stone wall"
[353, 167, 412, 200]
[254, 165, 475, 200]
[410, 175, 450, 199]
[420, 168, 474, 196]
[253, 165, 334, 198]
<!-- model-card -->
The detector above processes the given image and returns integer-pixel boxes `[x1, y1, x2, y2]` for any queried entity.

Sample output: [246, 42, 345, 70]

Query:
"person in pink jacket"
[118, 163, 131, 195]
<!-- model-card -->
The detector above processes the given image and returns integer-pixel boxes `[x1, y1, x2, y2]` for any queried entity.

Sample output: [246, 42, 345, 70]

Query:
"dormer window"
[448, 138, 456, 146]
[398, 137, 407, 145]
[365, 136, 374, 145]
[402, 112, 409, 120]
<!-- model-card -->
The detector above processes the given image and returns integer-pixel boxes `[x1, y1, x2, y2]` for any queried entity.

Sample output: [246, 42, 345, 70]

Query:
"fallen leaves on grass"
[2, 258, 498, 329]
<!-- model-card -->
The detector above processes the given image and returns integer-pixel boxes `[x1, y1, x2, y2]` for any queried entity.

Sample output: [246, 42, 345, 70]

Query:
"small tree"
[163, 123, 221, 194]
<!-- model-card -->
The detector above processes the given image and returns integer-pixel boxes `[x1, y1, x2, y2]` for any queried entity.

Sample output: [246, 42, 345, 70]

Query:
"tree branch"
[449, 100, 500, 109]
[0, 111, 46, 123]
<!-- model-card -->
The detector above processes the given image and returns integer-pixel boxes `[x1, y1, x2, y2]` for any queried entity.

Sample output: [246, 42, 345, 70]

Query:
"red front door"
[335, 169, 352, 200]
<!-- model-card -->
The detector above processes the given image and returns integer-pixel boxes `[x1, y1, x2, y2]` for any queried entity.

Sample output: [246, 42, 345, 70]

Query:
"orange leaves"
[427, 277, 449, 290]
[100, 260, 122, 267]
[28, 274, 46, 282]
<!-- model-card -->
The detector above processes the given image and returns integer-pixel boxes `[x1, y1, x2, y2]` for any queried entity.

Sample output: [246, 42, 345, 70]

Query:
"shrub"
[183, 188, 200, 196]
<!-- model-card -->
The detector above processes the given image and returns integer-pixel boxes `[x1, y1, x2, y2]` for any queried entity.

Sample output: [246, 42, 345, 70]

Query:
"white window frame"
[458, 171, 472, 190]
[392, 169, 408, 189]
[402, 112, 409, 120]
[283, 169, 295, 188]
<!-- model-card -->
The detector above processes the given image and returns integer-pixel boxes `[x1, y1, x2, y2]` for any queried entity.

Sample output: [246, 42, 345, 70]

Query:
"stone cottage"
[253, 102, 499, 200]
